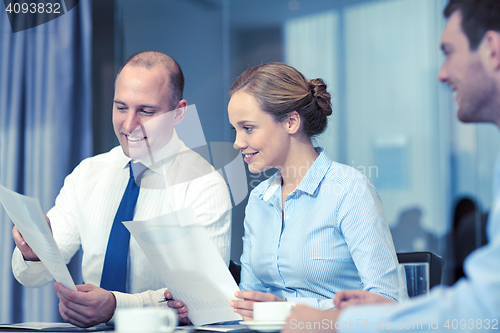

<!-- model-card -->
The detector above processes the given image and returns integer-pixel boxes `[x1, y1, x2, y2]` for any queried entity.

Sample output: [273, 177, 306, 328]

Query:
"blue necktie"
[100, 163, 140, 292]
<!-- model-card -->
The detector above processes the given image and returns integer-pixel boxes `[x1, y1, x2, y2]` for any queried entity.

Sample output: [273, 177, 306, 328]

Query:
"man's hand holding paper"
[12, 215, 51, 261]
[54, 282, 117, 328]
[163, 290, 191, 325]
[0, 184, 76, 291]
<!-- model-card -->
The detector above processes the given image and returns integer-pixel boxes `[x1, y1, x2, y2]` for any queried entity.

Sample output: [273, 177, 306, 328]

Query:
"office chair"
[397, 251, 444, 290]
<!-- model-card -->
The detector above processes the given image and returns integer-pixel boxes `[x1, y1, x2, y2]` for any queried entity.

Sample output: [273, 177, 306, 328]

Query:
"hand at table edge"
[54, 282, 116, 328]
[230, 290, 284, 321]
[333, 290, 395, 309]
[163, 290, 191, 325]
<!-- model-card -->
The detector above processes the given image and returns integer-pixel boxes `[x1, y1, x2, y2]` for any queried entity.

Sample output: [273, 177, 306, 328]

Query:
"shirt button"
[285, 216, 290, 220]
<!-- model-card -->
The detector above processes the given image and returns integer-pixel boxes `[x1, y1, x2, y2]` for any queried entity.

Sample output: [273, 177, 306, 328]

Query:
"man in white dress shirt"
[11, 51, 232, 327]
[282, 0, 500, 332]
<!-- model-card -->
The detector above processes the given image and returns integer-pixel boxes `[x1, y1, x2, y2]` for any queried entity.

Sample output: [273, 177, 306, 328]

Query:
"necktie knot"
[129, 163, 135, 179]
[130, 162, 148, 185]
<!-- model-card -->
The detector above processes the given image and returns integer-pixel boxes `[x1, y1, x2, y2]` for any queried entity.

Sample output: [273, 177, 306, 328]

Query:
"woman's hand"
[163, 290, 191, 325]
[230, 290, 284, 321]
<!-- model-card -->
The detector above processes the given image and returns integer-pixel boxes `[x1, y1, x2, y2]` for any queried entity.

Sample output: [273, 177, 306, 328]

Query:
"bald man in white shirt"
[12, 51, 232, 328]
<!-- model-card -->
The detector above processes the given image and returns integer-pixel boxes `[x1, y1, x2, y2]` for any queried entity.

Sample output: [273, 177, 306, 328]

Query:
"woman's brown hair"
[229, 62, 332, 138]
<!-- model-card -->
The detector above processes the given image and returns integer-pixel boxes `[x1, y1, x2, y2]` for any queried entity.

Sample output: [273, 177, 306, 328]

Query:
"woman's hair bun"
[229, 62, 333, 137]
[308, 78, 332, 117]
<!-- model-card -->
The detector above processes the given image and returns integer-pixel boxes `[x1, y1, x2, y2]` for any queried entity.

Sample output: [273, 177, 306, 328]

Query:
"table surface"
[0, 323, 259, 333]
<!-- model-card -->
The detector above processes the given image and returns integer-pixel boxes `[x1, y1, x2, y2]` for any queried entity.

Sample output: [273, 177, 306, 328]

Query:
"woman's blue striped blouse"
[239, 147, 402, 309]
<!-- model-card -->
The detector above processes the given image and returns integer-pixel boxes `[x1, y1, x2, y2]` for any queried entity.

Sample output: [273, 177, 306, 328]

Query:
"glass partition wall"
[106, 0, 499, 285]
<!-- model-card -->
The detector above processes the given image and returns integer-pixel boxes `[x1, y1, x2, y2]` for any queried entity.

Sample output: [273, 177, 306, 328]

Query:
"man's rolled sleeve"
[12, 247, 53, 287]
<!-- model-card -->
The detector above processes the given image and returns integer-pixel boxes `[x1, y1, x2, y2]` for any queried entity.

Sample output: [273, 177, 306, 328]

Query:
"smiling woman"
[228, 63, 331, 175]
[226, 62, 404, 321]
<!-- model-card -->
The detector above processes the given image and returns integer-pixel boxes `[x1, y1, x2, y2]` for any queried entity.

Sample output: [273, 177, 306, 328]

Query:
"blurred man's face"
[438, 11, 497, 124]
[113, 65, 181, 161]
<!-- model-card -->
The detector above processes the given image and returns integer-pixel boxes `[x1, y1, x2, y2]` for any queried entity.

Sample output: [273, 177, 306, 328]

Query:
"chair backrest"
[397, 251, 444, 289]
[229, 260, 241, 285]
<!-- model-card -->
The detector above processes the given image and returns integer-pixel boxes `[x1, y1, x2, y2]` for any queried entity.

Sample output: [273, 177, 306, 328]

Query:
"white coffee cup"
[253, 302, 295, 322]
[115, 307, 178, 333]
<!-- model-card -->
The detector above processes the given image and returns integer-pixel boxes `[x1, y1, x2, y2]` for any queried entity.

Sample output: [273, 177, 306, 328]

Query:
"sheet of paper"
[194, 324, 246, 332]
[123, 208, 242, 326]
[0, 185, 76, 291]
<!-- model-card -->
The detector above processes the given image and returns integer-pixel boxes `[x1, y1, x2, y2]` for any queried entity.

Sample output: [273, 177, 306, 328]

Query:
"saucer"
[240, 320, 286, 332]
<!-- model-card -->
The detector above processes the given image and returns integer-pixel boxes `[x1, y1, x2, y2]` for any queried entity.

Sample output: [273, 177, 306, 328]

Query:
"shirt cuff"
[110, 288, 169, 323]
[12, 247, 52, 287]
[285, 297, 329, 309]
[285, 298, 334, 310]
[318, 298, 335, 310]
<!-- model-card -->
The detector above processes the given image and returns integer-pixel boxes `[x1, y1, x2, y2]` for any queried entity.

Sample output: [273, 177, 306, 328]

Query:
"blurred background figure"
[450, 197, 488, 282]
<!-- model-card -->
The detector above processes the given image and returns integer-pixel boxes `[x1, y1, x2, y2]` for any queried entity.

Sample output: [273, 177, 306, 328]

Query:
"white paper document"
[0, 184, 76, 291]
[123, 208, 242, 326]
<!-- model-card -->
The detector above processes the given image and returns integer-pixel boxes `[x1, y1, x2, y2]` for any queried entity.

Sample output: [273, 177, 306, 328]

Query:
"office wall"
[344, 0, 449, 234]
[121, 1, 226, 144]
[114, 0, 500, 267]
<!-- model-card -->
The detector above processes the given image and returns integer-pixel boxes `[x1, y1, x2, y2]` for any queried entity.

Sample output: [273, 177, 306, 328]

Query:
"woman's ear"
[172, 100, 188, 125]
[284, 111, 301, 135]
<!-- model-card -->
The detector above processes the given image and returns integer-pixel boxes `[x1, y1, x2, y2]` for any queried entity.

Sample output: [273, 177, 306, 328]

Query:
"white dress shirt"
[12, 132, 232, 312]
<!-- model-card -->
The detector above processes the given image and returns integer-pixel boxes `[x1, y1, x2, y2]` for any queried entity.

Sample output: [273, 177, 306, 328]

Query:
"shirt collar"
[296, 147, 331, 195]
[262, 173, 282, 202]
[261, 147, 331, 201]
[118, 130, 183, 176]
[494, 153, 500, 197]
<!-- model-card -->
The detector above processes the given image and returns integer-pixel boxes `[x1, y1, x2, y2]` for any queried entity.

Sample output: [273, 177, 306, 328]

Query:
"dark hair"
[444, 0, 500, 50]
[229, 62, 332, 138]
[117, 51, 185, 110]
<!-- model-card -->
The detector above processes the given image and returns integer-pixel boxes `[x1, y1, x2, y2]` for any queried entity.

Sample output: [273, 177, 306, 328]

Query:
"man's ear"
[483, 31, 500, 72]
[284, 111, 301, 135]
[172, 100, 187, 125]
